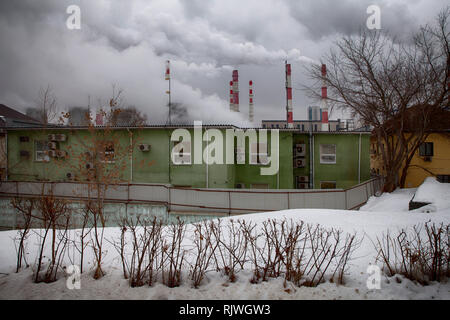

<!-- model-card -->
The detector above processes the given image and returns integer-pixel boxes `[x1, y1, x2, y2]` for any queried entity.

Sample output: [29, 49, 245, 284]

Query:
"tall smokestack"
[285, 62, 293, 128]
[249, 80, 254, 123]
[321, 64, 329, 131]
[229, 81, 234, 111]
[232, 70, 239, 112]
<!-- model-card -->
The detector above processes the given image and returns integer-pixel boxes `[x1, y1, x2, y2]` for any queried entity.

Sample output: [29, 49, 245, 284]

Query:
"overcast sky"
[0, 0, 447, 126]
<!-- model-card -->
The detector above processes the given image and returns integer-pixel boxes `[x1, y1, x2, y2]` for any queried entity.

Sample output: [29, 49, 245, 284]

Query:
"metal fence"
[0, 177, 383, 217]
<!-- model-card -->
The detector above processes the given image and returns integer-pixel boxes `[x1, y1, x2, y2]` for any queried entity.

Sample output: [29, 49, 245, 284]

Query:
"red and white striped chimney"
[229, 81, 234, 111]
[321, 64, 329, 131]
[165, 60, 170, 80]
[249, 80, 254, 122]
[285, 62, 293, 128]
[232, 70, 239, 112]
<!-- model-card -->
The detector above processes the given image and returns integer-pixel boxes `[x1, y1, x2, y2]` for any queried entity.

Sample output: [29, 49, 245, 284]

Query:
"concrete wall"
[0, 178, 382, 229]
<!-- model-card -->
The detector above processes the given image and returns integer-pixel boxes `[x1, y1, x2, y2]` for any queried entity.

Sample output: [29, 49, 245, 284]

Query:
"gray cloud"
[0, 0, 447, 126]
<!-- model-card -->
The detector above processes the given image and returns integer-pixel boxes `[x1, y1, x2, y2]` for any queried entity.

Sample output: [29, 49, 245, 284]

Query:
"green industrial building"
[2, 125, 371, 189]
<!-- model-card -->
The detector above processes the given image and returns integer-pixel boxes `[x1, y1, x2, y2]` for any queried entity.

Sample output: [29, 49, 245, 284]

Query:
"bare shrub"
[33, 194, 72, 283]
[299, 225, 359, 287]
[109, 215, 163, 287]
[210, 219, 248, 282]
[189, 220, 219, 288]
[71, 202, 91, 274]
[11, 197, 35, 272]
[242, 218, 359, 287]
[161, 218, 186, 288]
[375, 222, 449, 284]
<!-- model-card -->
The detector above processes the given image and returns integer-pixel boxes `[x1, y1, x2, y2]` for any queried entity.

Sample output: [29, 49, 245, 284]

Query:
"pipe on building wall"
[5, 131, 7, 181]
[206, 129, 209, 188]
[309, 130, 314, 189]
[126, 128, 133, 182]
[358, 133, 361, 184]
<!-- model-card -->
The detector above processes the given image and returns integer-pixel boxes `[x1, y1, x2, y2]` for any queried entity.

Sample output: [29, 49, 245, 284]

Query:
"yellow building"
[371, 131, 450, 188]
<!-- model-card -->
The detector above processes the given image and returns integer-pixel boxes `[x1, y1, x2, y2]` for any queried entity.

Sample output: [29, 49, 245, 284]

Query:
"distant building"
[261, 119, 342, 131]
[0, 104, 41, 127]
[0, 104, 43, 180]
[370, 106, 450, 187]
[68, 106, 91, 126]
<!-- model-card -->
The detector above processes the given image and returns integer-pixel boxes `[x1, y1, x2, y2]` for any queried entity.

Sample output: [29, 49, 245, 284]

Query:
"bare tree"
[304, 8, 449, 191]
[26, 85, 58, 125]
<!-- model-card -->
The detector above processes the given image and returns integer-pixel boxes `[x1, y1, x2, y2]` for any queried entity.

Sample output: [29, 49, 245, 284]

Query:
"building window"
[262, 124, 266, 128]
[172, 140, 191, 165]
[320, 144, 336, 164]
[100, 141, 115, 163]
[35, 140, 49, 162]
[419, 142, 433, 157]
[250, 142, 269, 165]
[437, 175, 450, 183]
[276, 124, 279, 128]
[314, 124, 318, 131]
[320, 181, 336, 189]
[302, 124, 305, 131]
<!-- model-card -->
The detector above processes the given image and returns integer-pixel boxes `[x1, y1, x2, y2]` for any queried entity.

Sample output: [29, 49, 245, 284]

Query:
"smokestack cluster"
[249, 80, 254, 123]
[321, 64, 329, 131]
[285, 62, 293, 128]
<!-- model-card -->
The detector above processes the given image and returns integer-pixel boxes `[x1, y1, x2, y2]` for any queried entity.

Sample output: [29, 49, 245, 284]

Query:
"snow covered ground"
[0, 179, 448, 300]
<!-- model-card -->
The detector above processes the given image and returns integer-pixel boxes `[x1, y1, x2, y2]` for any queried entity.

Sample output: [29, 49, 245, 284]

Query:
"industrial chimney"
[229, 81, 234, 111]
[321, 64, 329, 131]
[232, 70, 239, 112]
[285, 62, 293, 128]
[249, 80, 254, 123]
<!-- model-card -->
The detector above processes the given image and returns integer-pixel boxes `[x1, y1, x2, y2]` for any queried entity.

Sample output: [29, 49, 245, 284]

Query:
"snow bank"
[360, 188, 416, 212]
[412, 177, 450, 211]
[0, 189, 449, 300]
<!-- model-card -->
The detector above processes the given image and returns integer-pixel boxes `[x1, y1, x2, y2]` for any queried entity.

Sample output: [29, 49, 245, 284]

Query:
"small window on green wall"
[35, 140, 49, 162]
[320, 144, 336, 164]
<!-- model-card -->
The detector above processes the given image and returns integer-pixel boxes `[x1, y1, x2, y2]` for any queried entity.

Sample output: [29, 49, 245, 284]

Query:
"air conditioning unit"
[48, 134, 57, 141]
[235, 183, 245, 189]
[294, 144, 306, 157]
[139, 144, 151, 152]
[293, 158, 305, 168]
[47, 141, 57, 149]
[56, 150, 67, 158]
[47, 150, 57, 158]
[55, 134, 66, 142]
[85, 162, 94, 170]
[296, 175, 309, 183]
[297, 182, 309, 189]
[66, 172, 75, 181]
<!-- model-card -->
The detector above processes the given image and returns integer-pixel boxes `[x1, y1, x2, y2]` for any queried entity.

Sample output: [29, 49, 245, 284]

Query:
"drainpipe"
[206, 129, 209, 188]
[358, 133, 361, 184]
[5, 130, 8, 181]
[312, 134, 315, 189]
[126, 128, 133, 182]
